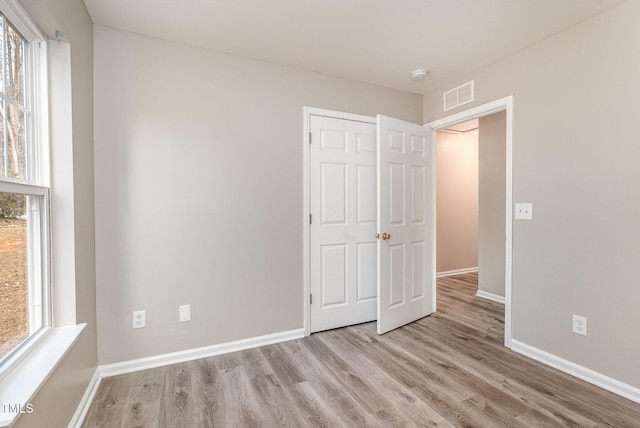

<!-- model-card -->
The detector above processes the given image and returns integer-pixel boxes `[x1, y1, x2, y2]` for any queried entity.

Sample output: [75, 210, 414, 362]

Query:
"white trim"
[0, 324, 85, 427]
[303, 108, 310, 337]
[302, 107, 375, 337]
[48, 40, 77, 326]
[504, 99, 514, 349]
[428, 123, 437, 314]
[476, 290, 505, 304]
[303, 107, 375, 125]
[0, 180, 48, 195]
[428, 96, 513, 130]
[511, 340, 640, 404]
[426, 95, 514, 349]
[436, 267, 478, 278]
[100, 328, 305, 378]
[68, 368, 101, 428]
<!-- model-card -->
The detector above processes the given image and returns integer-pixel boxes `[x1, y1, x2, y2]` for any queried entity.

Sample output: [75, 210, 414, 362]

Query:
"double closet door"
[309, 113, 435, 335]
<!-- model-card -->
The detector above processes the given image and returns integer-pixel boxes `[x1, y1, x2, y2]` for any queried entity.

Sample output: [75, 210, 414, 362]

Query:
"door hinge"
[310, 294, 313, 304]
[309, 132, 312, 144]
[309, 213, 312, 224]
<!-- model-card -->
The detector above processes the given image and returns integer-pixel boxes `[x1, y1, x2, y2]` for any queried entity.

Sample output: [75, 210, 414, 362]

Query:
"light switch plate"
[515, 203, 533, 220]
[179, 304, 191, 322]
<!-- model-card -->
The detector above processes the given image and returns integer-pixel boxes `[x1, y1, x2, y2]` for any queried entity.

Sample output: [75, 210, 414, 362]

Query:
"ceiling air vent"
[443, 80, 474, 111]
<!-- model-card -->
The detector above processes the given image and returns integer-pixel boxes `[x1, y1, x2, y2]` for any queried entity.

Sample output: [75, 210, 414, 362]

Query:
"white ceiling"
[82, 0, 626, 94]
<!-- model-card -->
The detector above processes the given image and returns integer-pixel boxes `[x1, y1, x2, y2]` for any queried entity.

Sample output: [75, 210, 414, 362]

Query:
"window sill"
[0, 323, 86, 427]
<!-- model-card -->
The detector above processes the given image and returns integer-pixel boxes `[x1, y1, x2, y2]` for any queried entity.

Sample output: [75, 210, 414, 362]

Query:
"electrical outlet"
[133, 310, 146, 328]
[572, 315, 587, 336]
[179, 304, 191, 322]
[515, 203, 533, 220]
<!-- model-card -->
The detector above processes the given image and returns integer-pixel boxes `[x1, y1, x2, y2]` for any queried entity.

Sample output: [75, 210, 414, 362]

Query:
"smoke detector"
[411, 69, 429, 81]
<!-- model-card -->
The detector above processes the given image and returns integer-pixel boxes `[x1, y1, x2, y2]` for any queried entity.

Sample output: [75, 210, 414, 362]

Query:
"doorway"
[302, 99, 512, 346]
[303, 107, 436, 336]
[436, 118, 480, 279]
[308, 114, 378, 332]
[428, 96, 514, 347]
[436, 112, 507, 305]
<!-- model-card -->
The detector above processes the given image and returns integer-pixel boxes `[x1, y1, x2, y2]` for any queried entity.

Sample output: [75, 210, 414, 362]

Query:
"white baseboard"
[476, 290, 505, 304]
[99, 328, 305, 378]
[511, 340, 640, 404]
[68, 368, 101, 428]
[436, 267, 478, 278]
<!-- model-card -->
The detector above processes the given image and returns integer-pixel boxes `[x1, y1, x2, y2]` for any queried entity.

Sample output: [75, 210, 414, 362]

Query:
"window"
[0, 7, 49, 367]
[0, 4, 85, 424]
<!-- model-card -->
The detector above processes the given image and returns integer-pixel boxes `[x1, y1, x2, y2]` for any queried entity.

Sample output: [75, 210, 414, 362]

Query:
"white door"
[376, 115, 435, 334]
[310, 115, 378, 333]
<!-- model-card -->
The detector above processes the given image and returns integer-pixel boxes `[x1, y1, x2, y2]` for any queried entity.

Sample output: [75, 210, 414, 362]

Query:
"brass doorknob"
[375, 233, 380, 240]
[382, 233, 391, 240]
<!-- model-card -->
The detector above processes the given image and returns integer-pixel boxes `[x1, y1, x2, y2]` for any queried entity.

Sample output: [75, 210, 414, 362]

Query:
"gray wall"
[478, 112, 506, 297]
[424, 1, 640, 388]
[436, 130, 478, 273]
[14, 0, 96, 427]
[94, 26, 422, 365]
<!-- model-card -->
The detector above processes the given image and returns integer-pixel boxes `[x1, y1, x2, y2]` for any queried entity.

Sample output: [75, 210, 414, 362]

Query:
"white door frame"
[426, 95, 514, 348]
[303, 107, 376, 336]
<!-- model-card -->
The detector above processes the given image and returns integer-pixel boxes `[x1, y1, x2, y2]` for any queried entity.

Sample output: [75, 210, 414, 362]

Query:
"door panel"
[320, 244, 347, 307]
[357, 134, 376, 153]
[389, 163, 405, 225]
[310, 115, 377, 333]
[356, 165, 376, 224]
[320, 163, 347, 224]
[389, 244, 405, 307]
[377, 115, 435, 334]
[356, 242, 377, 302]
[411, 241, 426, 300]
[411, 166, 425, 222]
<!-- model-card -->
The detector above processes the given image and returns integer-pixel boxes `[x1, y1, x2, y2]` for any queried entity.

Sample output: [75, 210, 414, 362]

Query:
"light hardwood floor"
[83, 273, 640, 427]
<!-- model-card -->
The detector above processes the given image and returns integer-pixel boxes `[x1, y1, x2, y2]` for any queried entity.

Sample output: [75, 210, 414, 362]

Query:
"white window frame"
[0, 0, 48, 183]
[0, 0, 51, 362]
[0, 4, 86, 427]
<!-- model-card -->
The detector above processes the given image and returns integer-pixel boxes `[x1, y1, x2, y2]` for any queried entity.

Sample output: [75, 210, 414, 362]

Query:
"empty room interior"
[1, 0, 640, 426]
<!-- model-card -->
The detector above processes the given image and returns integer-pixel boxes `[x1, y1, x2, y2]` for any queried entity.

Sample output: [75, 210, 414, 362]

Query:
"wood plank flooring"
[83, 273, 640, 427]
